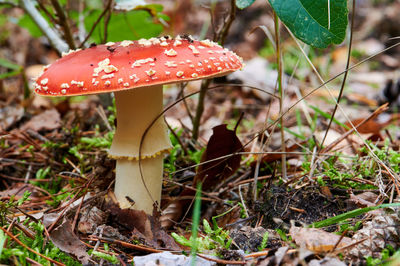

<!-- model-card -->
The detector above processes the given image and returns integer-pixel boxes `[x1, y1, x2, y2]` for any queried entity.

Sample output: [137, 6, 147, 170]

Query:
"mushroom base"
[114, 156, 164, 213]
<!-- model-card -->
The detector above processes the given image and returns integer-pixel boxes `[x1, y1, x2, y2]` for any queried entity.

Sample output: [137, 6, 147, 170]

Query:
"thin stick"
[178, 83, 194, 123]
[103, 0, 113, 43]
[197, 253, 246, 265]
[320, 0, 356, 149]
[245, 250, 270, 258]
[19, 0, 68, 53]
[320, 103, 388, 153]
[85, 236, 166, 253]
[192, 0, 237, 140]
[273, 10, 287, 181]
[37, 0, 58, 26]
[80, 0, 113, 48]
[217, 0, 237, 46]
[165, 118, 188, 156]
[0, 226, 65, 266]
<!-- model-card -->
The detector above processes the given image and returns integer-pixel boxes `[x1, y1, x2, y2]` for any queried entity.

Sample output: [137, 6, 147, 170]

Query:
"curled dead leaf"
[290, 226, 352, 253]
[49, 220, 90, 264]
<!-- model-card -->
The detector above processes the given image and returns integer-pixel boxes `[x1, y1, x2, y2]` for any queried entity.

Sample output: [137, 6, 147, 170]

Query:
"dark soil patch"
[259, 185, 346, 228]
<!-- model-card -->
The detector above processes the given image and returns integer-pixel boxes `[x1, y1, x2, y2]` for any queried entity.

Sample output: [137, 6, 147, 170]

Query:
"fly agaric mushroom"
[34, 36, 243, 214]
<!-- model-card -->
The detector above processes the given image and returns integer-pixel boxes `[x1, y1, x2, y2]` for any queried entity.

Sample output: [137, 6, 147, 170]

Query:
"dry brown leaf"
[77, 206, 108, 234]
[290, 226, 352, 253]
[49, 220, 90, 264]
[0, 105, 24, 130]
[349, 192, 378, 208]
[343, 115, 391, 135]
[108, 204, 180, 250]
[194, 124, 243, 191]
[21, 109, 61, 132]
[161, 124, 242, 229]
[250, 142, 303, 167]
[320, 186, 333, 199]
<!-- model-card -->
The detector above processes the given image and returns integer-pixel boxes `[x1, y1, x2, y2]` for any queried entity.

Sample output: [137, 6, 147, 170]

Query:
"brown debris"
[49, 220, 91, 264]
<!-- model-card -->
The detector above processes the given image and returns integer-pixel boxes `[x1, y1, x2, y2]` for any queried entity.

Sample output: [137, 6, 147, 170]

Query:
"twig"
[238, 185, 249, 218]
[178, 83, 194, 123]
[192, 78, 211, 140]
[47, 178, 93, 233]
[6, 218, 35, 239]
[0, 226, 65, 266]
[50, 0, 76, 49]
[71, 189, 87, 232]
[245, 250, 270, 258]
[80, 0, 113, 47]
[26, 129, 49, 143]
[320, 104, 389, 153]
[85, 236, 170, 253]
[25, 257, 42, 265]
[0, 0, 17, 7]
[273, 10, 287, 181]
[197, 253, 246, 265]
[103, 0, 113, 43]
[216, 0, 237, 46]
[192, 0, 237, 140]
[37, 0, 58, 27]
[165, 118, 188, 156]
[320, 0, 356, 148]
[19, 0, 68, 54]
[96, 105, 113, 131]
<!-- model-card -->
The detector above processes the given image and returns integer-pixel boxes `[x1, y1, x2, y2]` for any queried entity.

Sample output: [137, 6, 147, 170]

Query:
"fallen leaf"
[290, 226, 352, 253]
[193, 124, 243, 191]
[349, 192, 378, 208]
[320, 186, 333, 199]
[21, 109, 61, 132]
[250, 142, 303, 167]
[162, 124, 243, 228]
[343, 113, 394, 135]
[0, 105, 24, 130]
[108, 204, 180, 250]
[0, 183, 43, 199]
[77, 206, 108, 234]
[49, 220, 90, 264]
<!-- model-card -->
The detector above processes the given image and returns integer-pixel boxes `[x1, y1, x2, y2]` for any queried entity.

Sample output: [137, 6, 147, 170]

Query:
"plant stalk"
[191, 0, 237, 140]
[273, 11, 287, 180]
[192, 79, 211, 140]
[19, 0, 69, 54]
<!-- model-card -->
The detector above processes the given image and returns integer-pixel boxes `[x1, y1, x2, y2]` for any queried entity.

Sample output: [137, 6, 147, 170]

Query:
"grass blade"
[311, 203, 400, 228]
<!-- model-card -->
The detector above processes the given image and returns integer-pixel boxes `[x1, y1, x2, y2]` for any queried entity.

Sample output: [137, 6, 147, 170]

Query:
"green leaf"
[85, 10, 163, 43]
[308, 105, 349, 129]
[203, 219, 213, 235]
[0, 58, 23, 79]
[171, 232, 191, 246]
[0, 58, 21, 70]
[269, 0, 348, 48]
[91, 250, 119, 264]
[17, 14, 43, 38]
[0, 230, 7, 257]
[236, 0, 256, 9]
[311, 203, 400, 228]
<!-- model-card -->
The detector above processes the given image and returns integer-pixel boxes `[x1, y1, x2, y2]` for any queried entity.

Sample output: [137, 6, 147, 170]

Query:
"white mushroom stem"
[109, 85, 171, 213]
[114, 157, 164, 212]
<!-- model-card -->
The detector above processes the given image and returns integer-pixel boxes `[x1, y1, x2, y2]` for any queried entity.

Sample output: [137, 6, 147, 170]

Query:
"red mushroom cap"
[34, 36, 243, 96]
